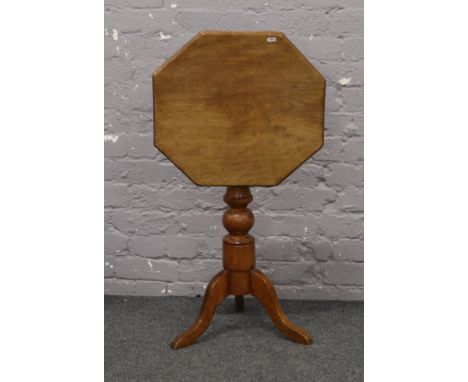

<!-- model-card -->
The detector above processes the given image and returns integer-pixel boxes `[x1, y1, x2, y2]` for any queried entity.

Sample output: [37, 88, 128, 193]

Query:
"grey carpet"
[105, 296, 363, 382]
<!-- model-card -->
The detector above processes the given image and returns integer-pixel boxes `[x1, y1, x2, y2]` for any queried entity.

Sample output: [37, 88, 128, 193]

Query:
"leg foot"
[250, 269, 312, 345]
[171, 270, 229, 349]
[234, 295, 244, 312]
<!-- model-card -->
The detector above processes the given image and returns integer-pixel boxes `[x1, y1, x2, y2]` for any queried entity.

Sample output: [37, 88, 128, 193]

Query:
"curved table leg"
[234, 295, 244, 312]
[250, 269, 312, 345]
[171, 270, 229, 349]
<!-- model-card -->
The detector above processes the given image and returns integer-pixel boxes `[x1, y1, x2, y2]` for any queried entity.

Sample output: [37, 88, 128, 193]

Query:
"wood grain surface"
[170, 187, 312, 349]
[153, 31, 325, 186]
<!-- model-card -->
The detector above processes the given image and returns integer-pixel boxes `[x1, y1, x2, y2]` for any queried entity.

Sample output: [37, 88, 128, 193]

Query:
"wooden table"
[153, 31, 325, 349]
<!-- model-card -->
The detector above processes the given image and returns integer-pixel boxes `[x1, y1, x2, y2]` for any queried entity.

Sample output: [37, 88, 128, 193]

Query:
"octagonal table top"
[153, 31, 325, 186]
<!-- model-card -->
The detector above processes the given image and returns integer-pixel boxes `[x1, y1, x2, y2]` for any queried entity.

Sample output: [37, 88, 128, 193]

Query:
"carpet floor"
[105, 296, 363, 382]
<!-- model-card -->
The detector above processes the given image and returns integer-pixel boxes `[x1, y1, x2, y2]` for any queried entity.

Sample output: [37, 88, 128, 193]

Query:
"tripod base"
[171, 187, 312, 349]
[171, 268, 312, 349]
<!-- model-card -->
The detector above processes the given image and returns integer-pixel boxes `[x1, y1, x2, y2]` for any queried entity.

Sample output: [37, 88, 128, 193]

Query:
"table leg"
[251, 269, 312, 345]
[234, 295, 244, 312]
[171, 270, 229, 349]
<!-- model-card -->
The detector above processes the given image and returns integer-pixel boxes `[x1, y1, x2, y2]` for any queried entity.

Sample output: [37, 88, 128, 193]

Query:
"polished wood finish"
[251, 269, 312, 345]
[171, 270, 229, 350]
[170, 187, 312, 349]
[153, 31, 320, 349]
[153, 31, 325, 186]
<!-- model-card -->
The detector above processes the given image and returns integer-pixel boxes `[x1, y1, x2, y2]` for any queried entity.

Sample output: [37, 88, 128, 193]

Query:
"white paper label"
[266, 36, 277, 43]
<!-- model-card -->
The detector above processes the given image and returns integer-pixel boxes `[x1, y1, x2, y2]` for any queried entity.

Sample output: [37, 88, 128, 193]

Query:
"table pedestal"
[171, 186, 312, 349]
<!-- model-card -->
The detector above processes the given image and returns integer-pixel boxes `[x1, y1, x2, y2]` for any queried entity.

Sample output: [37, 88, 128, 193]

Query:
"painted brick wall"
[104, 0, 364, 300]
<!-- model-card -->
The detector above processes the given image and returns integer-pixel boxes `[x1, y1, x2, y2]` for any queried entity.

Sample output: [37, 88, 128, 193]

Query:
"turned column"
[170, 186, 312, 349]
[222, 186, 255, 310]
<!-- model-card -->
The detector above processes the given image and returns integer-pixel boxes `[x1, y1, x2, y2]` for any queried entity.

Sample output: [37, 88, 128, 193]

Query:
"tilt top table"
[152, 31, 325, 349]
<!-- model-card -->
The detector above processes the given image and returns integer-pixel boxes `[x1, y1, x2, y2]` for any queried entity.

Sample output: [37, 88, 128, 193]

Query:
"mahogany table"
[152, 31, 325, 349]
